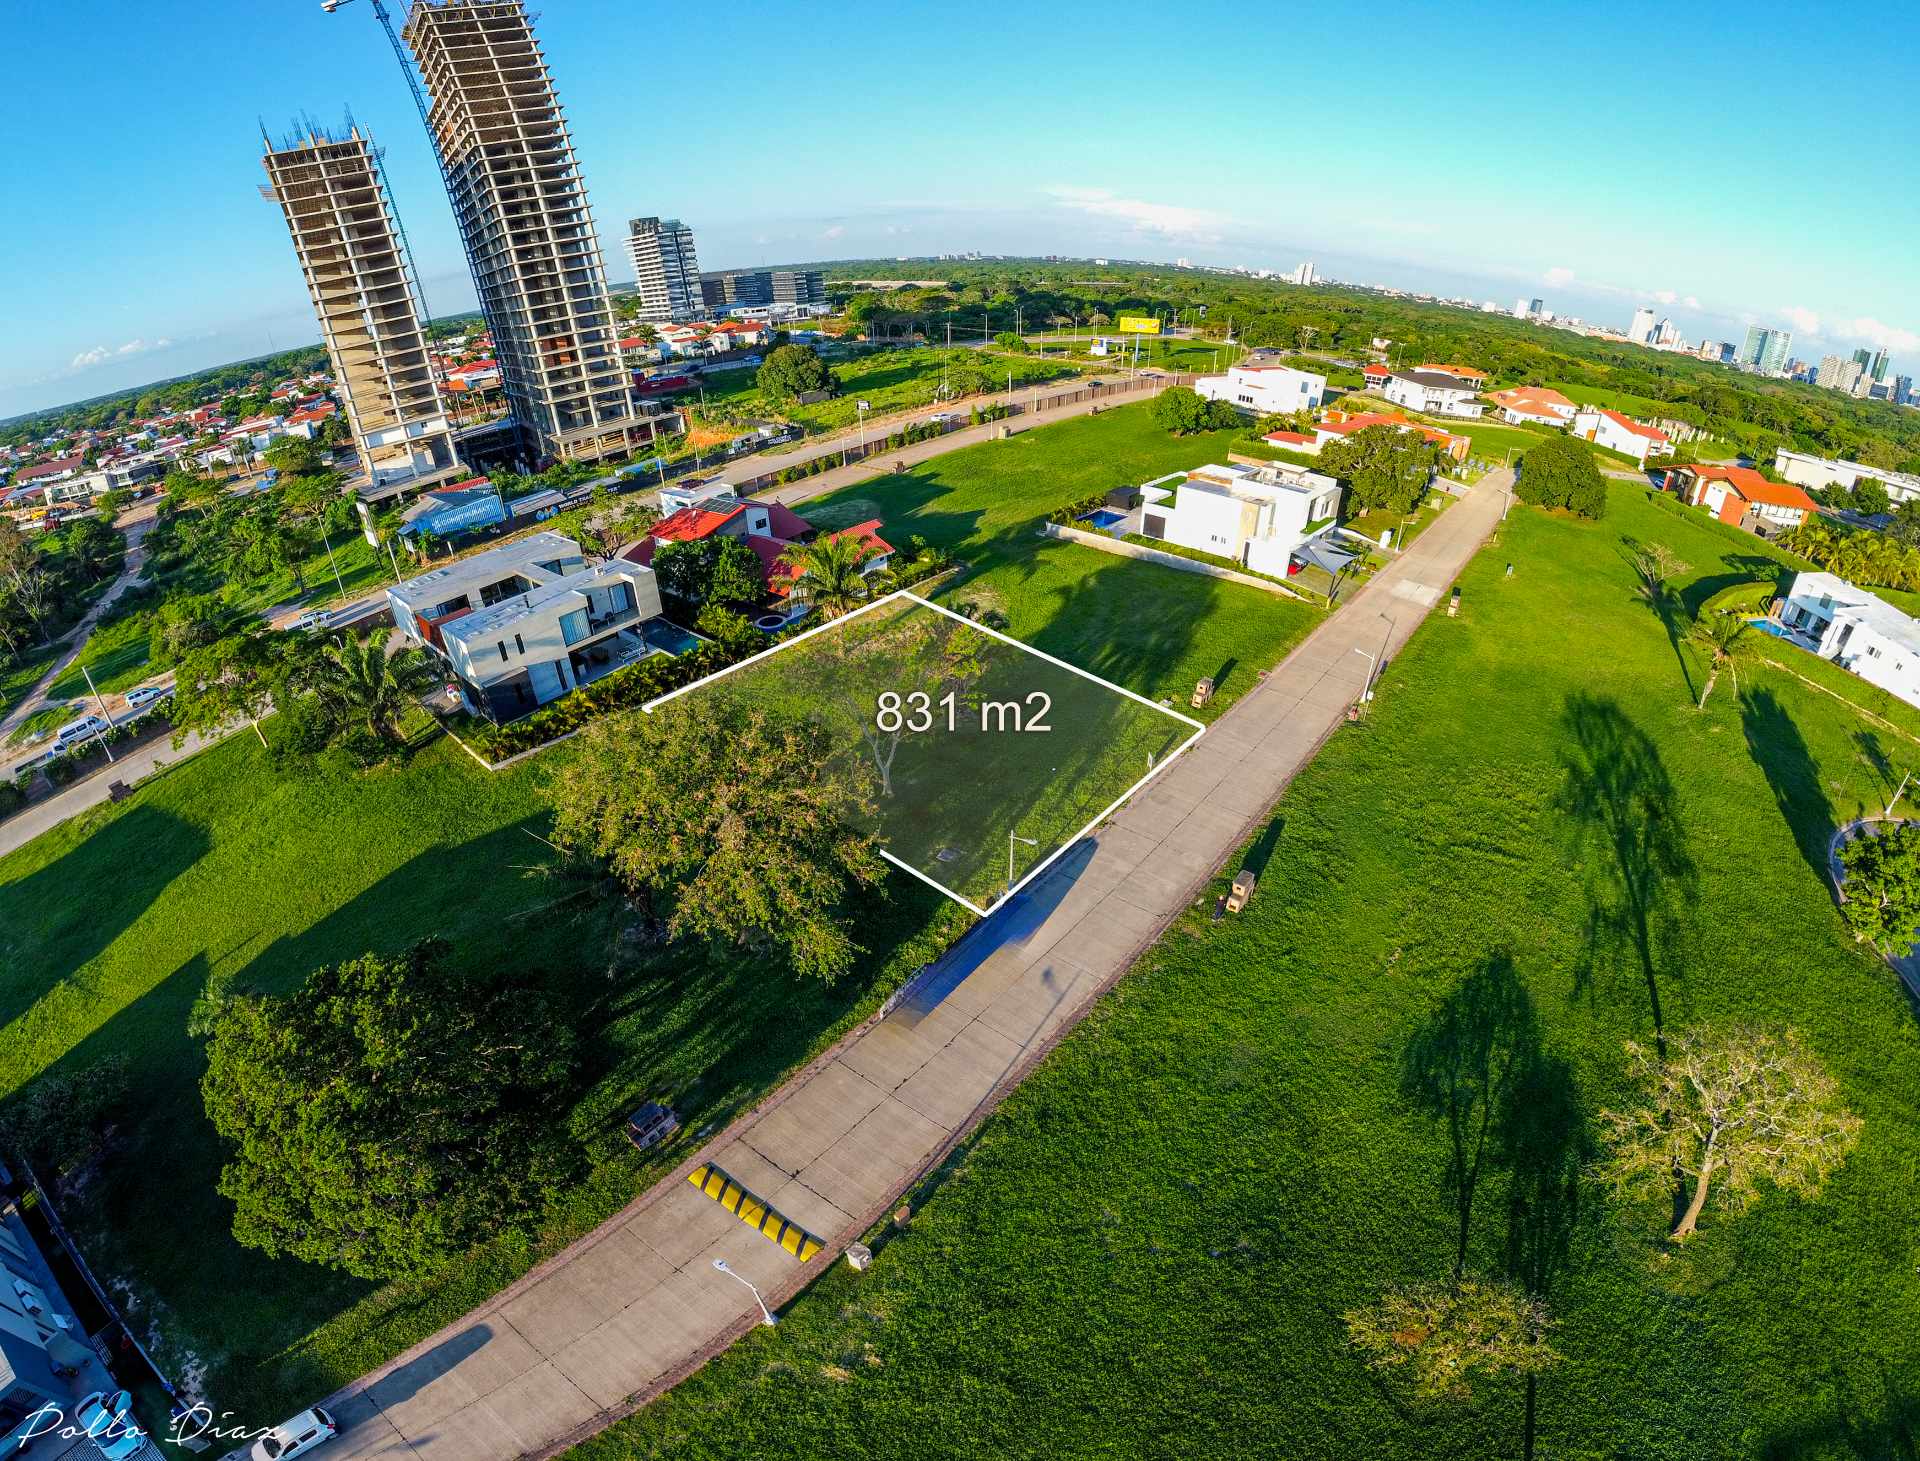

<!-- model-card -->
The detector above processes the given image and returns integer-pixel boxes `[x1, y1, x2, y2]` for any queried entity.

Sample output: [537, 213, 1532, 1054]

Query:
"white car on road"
[250, 1406, 337, 1461]
[51, 714, 111, 755]
[285, 609, 332, 633]
[125, 684, 173, 710]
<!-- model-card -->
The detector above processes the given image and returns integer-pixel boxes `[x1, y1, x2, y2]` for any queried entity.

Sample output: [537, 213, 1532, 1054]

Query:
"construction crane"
[320, 0, 442, 328]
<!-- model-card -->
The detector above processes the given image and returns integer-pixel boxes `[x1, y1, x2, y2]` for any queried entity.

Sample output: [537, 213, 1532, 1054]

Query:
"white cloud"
[1779, 305, 1822, 337]
[1544, 266, 1576, 287]
[68, 337, 171, 372]
[1835, 316, 1920, 353]
[1653, 290, 1678, 306]
[821, 224, 846, 241]
[1045, 185, 1234, 243]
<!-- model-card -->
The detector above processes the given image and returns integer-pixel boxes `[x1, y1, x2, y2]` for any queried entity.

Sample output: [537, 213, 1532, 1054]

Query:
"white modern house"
[1195, 361, 1326, 416]
[1776, 571, 1920, 709]
[1121, 462, 1341, 576]
[1572, 408, 1671, 464]
[1775, 448, 1920, 504]
[388, 531, 681, 719]
[1382, 369, 1485, 419]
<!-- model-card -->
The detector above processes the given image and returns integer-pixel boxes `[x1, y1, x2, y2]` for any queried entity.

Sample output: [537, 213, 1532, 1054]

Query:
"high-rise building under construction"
[402, 0, 641, 465]
[261, 122, 460, 493]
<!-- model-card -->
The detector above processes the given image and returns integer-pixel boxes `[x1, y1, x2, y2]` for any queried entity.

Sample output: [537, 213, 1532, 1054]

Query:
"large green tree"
[1838, 821, 1920, 953]
[197, 940, 580, 1280]
[1595, 1024, 1861, 1241]
[756, 343, 834, 401]
[552, 696, 883, 980]
[1516, 435, 1607, 519]
[778, 534, 876, 618]
[652, 535, 764, 607]
[1320, 424, 1440, 516]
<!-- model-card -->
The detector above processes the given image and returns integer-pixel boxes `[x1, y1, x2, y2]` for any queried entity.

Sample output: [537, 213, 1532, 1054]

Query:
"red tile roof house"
[1487, 386, 1578, 427]
[766, 520, 895, 597]
[1361, 363, 1392, 389]
[619, 493, 826, 598]
[1312, 411, 1471, 463]
[12, 454, 86, 484]
[1668, 463, 1818, 536]
[1572, 407, 1670, 464]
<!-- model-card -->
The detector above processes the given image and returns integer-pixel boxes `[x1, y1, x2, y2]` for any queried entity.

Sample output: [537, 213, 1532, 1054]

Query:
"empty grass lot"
[800, 402, 1325, 719]
[0, 403, 1329, 1424]
[574, 482, 1920, 1460]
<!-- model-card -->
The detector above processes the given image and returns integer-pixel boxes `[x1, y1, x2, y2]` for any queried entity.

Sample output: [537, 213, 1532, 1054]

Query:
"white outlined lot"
[645, 590, 1204, 914]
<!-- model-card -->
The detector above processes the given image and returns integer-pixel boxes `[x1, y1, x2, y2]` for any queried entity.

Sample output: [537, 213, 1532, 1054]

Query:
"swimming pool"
[1079, 508, 1128, 529]
[1753, 619, 1792, 639]
[644, 621, 706, 655]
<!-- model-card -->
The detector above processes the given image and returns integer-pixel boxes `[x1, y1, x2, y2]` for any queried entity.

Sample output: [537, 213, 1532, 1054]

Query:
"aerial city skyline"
[3, 0, 1917, 418]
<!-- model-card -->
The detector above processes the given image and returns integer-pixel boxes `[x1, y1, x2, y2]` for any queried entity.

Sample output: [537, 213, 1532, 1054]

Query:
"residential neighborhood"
[4, 3, 1920, 1461]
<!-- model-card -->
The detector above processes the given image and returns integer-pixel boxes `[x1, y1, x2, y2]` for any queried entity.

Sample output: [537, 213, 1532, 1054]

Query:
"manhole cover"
[935, 848, 960, 863]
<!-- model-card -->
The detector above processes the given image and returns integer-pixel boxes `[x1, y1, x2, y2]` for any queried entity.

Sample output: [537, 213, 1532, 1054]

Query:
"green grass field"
[797, 403, 1324, 718]
[576, 481, 1920, 1460]
[0, 402, 1330, 1423]
[695, 347, 1085, 436]
[44, 608, 158, 700]
[692, 594, 1197, 906]
[0, 733, 965, 1419]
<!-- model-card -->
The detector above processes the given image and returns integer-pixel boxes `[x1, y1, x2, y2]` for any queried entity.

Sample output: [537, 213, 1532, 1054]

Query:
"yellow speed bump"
[687, 1163, 825, 1261]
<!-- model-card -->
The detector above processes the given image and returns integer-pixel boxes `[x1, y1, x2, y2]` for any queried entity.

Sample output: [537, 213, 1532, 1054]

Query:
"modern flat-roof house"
[1382, 369, 1485, 419]
[0, 1180, 123, 1453]
[1194, 361, 1326, 416]
[1123, 462, 1340, 576]
[1668, 463, 1818, 536]
[1487, 386, 1578, 427]
[1775, 447, 1920, 504]
[1776, 571, 1920, 709]
[1572, 407, 1670, 464]
[388, 531, 674, 719]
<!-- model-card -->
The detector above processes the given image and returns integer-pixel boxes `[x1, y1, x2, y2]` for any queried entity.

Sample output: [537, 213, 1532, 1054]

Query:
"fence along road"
[313, 471, 1510, 1461]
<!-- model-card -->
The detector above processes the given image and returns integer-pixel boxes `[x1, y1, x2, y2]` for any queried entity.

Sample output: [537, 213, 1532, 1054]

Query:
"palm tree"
[1688, 612, 1757, 711]
[314, 634, 437, 745]
[779, 534, 876, 619]
[278, 472, 351, 596]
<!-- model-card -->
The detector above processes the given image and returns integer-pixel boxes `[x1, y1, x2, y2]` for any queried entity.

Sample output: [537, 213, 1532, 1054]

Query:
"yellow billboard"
[1117, 314, 1161, 335]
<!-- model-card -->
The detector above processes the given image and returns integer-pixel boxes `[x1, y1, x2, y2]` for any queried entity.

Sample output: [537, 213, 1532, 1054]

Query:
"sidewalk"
[317, 471, 1511, 1461]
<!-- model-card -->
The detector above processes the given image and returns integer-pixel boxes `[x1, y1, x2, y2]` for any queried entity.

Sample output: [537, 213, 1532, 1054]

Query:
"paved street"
[0, 725, 222, 859]
[317, 473, 1510, 1461]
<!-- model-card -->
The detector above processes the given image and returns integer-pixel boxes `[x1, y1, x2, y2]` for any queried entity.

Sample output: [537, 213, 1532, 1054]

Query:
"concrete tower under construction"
[401, 0, 642, 465]
[262, 123, 461, 493]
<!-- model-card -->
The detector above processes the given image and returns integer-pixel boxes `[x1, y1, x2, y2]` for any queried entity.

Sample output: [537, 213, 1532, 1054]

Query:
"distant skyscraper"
[1895, 375, 1914, 406]
[1853, 348, 1873, 370]
[1870, 347, 1892, 382]
[1628, 307, 1658, 343]
[1512, 298, 1530, 319]
[403, 0, 641, 465]
[1741, 325, 1792, 374]
[1293, 260, 1316, 286]
[260, 123, 458, 494]
[1817, 354, 1867, 394]
[1527, 297, 1545, 319]
[625, 217, 703, 323]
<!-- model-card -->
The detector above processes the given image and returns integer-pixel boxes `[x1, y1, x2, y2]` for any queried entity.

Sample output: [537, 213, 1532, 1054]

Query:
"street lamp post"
[712, 1258, 777, 1327]
[80, 664, 116, 763]
[1008, 832, 1039, 893]
[1351, 647, 1379, 703]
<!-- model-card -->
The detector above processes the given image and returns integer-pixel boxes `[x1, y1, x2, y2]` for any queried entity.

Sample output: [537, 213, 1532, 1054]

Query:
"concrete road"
[0, 724, 223, 860]
[314, 472, 1510, 1461]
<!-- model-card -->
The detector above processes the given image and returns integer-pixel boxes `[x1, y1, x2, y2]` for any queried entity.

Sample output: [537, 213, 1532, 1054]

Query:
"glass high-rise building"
[403, 0, 642, 465]
[1741, 325, 1792, 375]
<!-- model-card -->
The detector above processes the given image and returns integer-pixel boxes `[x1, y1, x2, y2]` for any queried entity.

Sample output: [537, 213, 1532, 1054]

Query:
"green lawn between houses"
[0, 403, 1324, 1423]
[571, 481, 1920, 1460]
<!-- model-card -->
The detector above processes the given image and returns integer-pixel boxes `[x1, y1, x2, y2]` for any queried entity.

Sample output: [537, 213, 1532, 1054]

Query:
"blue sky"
[4, 0, 1917, 420]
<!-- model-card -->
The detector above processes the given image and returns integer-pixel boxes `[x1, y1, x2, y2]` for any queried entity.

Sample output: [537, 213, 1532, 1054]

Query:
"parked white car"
[125, 684, 173, 710]
[52, 714, 110, 755]
[250, 1407, 337, 1461]
[74, 1389, 144, 1461]
[285, 609, 331, 633]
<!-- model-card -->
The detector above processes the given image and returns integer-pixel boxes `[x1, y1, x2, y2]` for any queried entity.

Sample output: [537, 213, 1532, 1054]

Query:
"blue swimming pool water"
[1752, 619, 1792, 639]
[645, 622, 705, 655]
[1080, 508, 1127, 529]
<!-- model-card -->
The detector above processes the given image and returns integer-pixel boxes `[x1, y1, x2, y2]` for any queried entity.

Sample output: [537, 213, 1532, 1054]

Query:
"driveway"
[315, 472, 1511, 1461]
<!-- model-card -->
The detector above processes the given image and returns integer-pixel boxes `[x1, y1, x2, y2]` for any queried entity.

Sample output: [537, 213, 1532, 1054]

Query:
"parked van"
[52, 714, 110, 755]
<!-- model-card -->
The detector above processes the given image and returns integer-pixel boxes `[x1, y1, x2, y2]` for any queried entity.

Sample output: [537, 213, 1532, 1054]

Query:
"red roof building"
[1669, 463, 1817, 533]
[767, 519, 894, 596]
[651, 503, 746, 543]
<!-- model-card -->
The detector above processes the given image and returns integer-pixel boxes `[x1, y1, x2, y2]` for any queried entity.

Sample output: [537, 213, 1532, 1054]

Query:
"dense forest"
[828, 261, 1920, 472]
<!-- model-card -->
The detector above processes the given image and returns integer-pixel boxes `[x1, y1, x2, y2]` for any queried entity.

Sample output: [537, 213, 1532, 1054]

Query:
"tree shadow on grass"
[1499, 1050, 1591, 1461]
[0, 804, 211, 1042]
[1761, 1363, 1920, 1459]
[1855, 729, 1902, 814]
[1558, 693, 1696, 1056]
[1620, 539, 1695, 704]
[1401, 953, 1539, 1281]
[1741, 686, 1836, 889]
